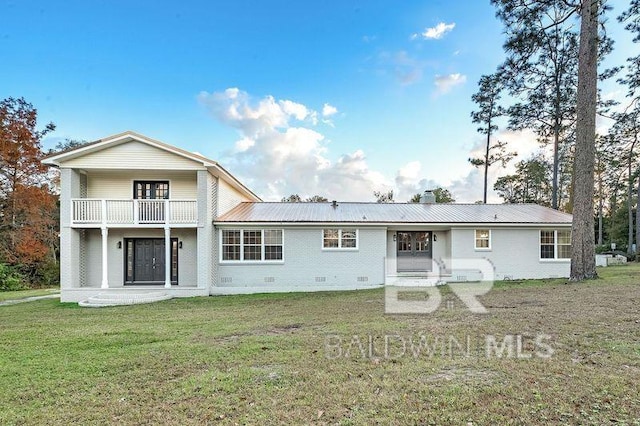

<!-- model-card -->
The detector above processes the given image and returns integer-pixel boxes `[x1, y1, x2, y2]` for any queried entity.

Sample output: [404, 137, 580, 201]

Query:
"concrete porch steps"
[79, 291, 173, 307]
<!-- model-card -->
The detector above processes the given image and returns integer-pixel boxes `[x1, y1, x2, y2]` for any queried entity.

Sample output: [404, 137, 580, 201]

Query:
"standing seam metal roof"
[215, 202, 573, 224]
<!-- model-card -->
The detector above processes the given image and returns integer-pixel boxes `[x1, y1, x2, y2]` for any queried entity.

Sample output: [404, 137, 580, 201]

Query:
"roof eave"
[41, 131, 219, 168]
[213, 221, 572, 227]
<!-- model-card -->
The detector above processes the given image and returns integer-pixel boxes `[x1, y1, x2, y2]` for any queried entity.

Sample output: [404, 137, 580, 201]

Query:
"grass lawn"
[0, 288, 59, 302]
[1, 267, 639, 424]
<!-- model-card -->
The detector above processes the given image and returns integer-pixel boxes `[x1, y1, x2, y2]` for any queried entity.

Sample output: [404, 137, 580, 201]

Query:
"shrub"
[33, 261, 60, 287]
[0, 263, 29, 291]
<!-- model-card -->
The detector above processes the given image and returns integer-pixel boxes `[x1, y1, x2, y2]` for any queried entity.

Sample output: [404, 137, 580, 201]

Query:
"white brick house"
[44, 131, 573, 303]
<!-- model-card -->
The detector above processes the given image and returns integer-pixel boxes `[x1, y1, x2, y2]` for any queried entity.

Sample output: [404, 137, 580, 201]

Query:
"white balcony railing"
[71, 199, 198, 227]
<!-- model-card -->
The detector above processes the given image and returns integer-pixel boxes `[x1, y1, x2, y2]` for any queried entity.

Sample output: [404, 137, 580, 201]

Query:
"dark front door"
[125, 238, 178, 285]
[397, 231, 432, 272]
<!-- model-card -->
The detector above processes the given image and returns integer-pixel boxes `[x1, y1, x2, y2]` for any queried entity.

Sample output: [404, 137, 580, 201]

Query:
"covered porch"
[384, 227, 453, 285]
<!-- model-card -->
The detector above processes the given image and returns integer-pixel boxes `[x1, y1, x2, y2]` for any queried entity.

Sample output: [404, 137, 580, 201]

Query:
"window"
[264, 230, 283, 260]
[475, 229, 491, 249]
[323, 229, 358, 249]
[540, 230, 571, 260]
[243, 230, 262, 260]
[221, 229, 283, 262]
[222, 230, 241, 261]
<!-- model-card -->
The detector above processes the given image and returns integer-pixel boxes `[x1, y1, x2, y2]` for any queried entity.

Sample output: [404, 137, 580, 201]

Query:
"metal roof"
[215, 202, 573, 225]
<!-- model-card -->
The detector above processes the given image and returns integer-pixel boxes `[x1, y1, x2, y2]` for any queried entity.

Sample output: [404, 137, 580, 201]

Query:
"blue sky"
[1, 0, 634, 202]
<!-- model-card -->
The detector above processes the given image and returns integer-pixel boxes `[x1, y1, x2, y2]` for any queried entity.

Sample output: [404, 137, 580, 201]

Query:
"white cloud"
[198, 88, 389, 201]
[395, 161, 442, 201]
[433, 73, 467, 95]
[322, 103, 338, 117]
[414, 22, 456, 40]
[199, 89, 535, 204]
[279, 99, 309, 121]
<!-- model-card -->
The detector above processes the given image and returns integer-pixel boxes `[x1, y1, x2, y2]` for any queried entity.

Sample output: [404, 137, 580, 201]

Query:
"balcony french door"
[134, 181, 169, 223]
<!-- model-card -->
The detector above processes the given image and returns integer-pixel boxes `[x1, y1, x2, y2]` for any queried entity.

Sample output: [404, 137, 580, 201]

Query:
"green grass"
[0, 288, 59, 302]
[1, 266, 640, 424]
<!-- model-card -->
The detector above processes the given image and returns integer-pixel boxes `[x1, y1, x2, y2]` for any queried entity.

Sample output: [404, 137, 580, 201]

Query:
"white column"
[101, 227, 109, 289]
[164, 226, 171, 288]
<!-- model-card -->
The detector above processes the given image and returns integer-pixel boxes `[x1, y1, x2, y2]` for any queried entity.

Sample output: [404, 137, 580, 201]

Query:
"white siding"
[86, 171, 197, 199]
[218, 178, 252, 216]
[61, 140, 206, 170]
[450, 227, 570, 280]
[84, 228, 198, 288]
[215, 227, 386, 293]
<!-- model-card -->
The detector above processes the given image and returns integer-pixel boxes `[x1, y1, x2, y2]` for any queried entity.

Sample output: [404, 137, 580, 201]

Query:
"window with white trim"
[264, 229, 283, 260]
[323, 229, 358, 249]
[221, 229, 283, 262]
[540, 230, 571, 259]
[475, 229, 491, 249]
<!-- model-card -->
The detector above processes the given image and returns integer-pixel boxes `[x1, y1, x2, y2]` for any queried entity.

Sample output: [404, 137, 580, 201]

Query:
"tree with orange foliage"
[0, 97, 57, 282]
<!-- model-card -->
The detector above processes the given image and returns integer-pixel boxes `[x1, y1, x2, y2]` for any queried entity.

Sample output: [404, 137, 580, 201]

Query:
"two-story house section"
[43, 131, 260, 303]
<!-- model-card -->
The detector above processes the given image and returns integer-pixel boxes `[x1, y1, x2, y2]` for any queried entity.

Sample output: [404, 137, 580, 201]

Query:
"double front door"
[125, 238, 178, 285]
[396, 231, 433, 272]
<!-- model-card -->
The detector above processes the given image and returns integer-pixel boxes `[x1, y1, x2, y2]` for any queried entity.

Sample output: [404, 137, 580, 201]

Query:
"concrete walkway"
[0, 293, 60, 307]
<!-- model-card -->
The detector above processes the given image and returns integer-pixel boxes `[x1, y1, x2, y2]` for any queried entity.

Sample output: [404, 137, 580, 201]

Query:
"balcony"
[71, 199, 198, 228]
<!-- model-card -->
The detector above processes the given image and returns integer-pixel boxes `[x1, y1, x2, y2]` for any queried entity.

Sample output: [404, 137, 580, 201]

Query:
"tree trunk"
[636, 171, 640, 259]
[570, 0, 598, 281]
[484, 132, 490, 204]
[628, 162, 634, 254]
[552, 130, 559, 209]
[597, 159, 603, 245]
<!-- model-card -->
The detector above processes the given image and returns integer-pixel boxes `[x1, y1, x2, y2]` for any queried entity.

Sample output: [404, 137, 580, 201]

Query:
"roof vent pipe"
[331, 200, 338, 209]
[420, 190, 436, 204]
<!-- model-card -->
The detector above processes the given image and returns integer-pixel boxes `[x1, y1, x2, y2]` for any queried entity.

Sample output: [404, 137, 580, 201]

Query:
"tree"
[571, 0, 599, 280]
[281, 194, 328, 202]
[618, 0, 640, 102]
[374, 190, 394, 203]
[50, 138, 88, 154]
[494, 154, 552, 205]
[492, 0, 579, 210]
[607, 106, 640, 254]
[433, 188, 455, 203]
[618, 0, 640, 256]
[0, 97, 57, 279]
[281, 194, 302, 202]
[306, 195, 328, 202]
[469, 73, 516, 203]
[408, 188, 455, 203]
